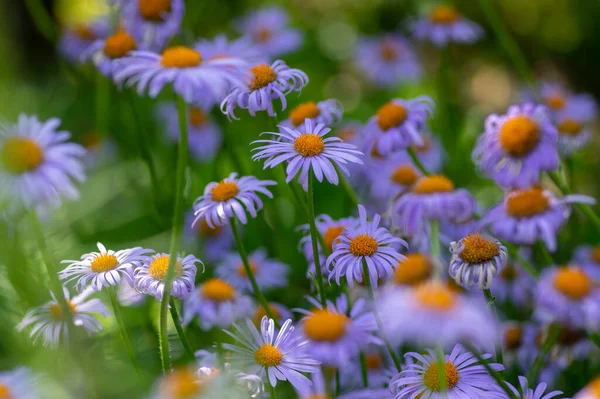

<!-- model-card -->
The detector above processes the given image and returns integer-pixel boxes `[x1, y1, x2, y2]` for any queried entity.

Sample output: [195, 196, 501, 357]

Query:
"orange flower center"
[413, 175, 454, 194]
[250, 64, 277, 90]
[504, 326, 523, 350]
[49, 300, 77, 321]
[197, 218, 222, 237]
[211, 181, 239, 202]
[304, 310, 349, 342]
[254, 27, 272, 43]
[501, 264, 519, 280]
[76, 25, 95, 40]
[323, 225, 345, 252]
[255, 344, 283, 367]
[82, 131, 102, 149]
[430, 5, 460, 24]
[349, 234, 378, 257]
[1, 137, 44, 174]
[459, 233, 500, 264]
[416, 283, 457, 311]
[377, 103, 408, 131]
[553, 266, 591, 300]
[161, 46, 202, 68]
[294, 133, 325, 157]
[237, 261, 258, 277]
[0, 384, 12, 399]
[104, 31, 137, 59]
[90, 253, 120, 273]
[148, 255, 183, 281]
[338, 128, 356, 142]
[391, 164, 418, 186]
[592, 245, 600, 264]
[163, 368, 203, 399]
[139, 0, 172, 22]
[499, 116, 540, 156]
[253, 303, 281, 324]
[586, 377, 600, 396]
[558, 119, 583, 136]
[380, 41, 398, 61]
[365, 353, 383, 369]
[289, 102, 321, 126]
[506, 187, 549, 218]
[546, 95, 566, 110]
[395, 254, 432, 286]
[189, 108, 206, 127]
[423, 361, 460, 391]
[202, 278, 236, 302]
[411, 138, 432, 153]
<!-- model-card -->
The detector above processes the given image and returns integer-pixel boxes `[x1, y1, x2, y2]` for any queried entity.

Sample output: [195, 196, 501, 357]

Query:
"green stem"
[536, 240, 554, 266]
[335, 369, 341, 396]
[107, 287, 144, 379]
[430, 220, 441, 278]
[407, 147, 430, 176]
[548, 171, 600, 231]
[307, 174, 328, 308]
[464, 343, 519, 399]
[436, 347, 447, 393]
[359, 352, 369, 387]
[24, 0, 56, 43]
[483, 289, 504, 367]
[527, 323, 561, 384]
[158, 96, 190, 373]
[334, 164, 360, 208]
[506, 244, 539, 278]
[230, 218, 280, 328]
[169, 297, 195, 360]
[266, 369, 277, 398]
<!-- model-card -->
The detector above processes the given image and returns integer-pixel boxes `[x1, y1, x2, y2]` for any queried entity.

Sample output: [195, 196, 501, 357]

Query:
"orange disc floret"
[162, 368, 203, 399]
[391, 164, 418, 186]
[499, 116, 540, 157]
[413, 175, 454, 194]
[255, 344, 283, 366]
[289, 102, 321, 126]
[249, 64, 277, 90]
[349, 234, 378, 257]
[139, 0, 172, 22]
[211, 181, 239, 202]
[506, 187, 549, 218]
[104, 31, 137, 59]
[459, 234, 500, 264]
[394, 254, 432, 286]
[416, 283, 457, 311]
[1, 137, 44, 174]
[377, 103, 408, 131]
[148, 255, 183, 281]
[558, 119, 583, 136]
[90, 253, 120, 273]
[201, 278, 236, 302]
[423, 361, 460, 391]
[189, 108, 206, 127]
[504, 326, 523, 350]
[430, 5, 460, 24]
[294, 134, 325, 157]
[323, 225, 345, 252]
[553, 266, 591, 300]
[304, 310, 349, 342]
[161, 46, 202, 68]
[546, 95, 566, 110]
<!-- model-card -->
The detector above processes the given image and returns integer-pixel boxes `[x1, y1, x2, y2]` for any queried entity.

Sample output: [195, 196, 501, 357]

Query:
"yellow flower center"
[254, 27, 273, 43]
[309, 396, 330, 399]
[196, 218, 222, 237]
[413, 175, 454, 194]
[294, 133, 325, 157]
[349, 234, 379, 257]
[148, 255, 183, 282]
[255, 344, 283, 367]
[459, 234, 500, 264]
[593, 245, 600, 264]
[304, 310, 349, 342]
[253, 303, 281, 324]
[423, 361, 460, 391]
[76, 25, 95, 40]
[499, 116, 540, 157]
[546, 95, 566, 110]
[430, 5, 460, 24]
[380, 41, 398, 61]
[202, 278, 236, 302]
[395, 254, 432, 286]
[211, 181, 239, 202]
[365, 353, 383, 369]
[370, 141, 384, 159]
[586, 377, 600, 396]
[500, 264, 519, 281]
[237, 261, 258, 277]
[139, 0, 172, 22]
[189, 108, 206, 127]
[416, 283, 457, 311]
[49, 300, 77, 321]
[90, 253, 120, 273]
[391, 164, 418, 186]
[0, 384, 11, 399]
[163, 368, 203, 399]
[289, 102, 321, 126]
[377, 103, 408, 131]
[504, 326, 523, 350]
[411, 138, 432, 153]
[250, 64, 277, 90]
[338, 128, 356, 142]
[558, 119, 583, 136]
[104, 31, 137, 59]
[506, 187, 549, 218]
[1, 137, 44, 174]
[323, 225, 345, 252]
[161, 46, 202, 68]
[553, 266, 591, 300]
[82, 131, 102, 149]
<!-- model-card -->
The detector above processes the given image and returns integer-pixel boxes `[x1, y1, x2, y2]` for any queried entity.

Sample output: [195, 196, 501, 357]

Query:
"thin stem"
[435, 347, 447, 393]
[266, 370, 277, 399]
[107, 286, 143, 379]
[230, 217, 280, 328]
[307, 174, 328, 308]
[359, 352, 369, 387]
[548, 171, 600, 231]
[407, 147, 430, 176]
[158, 96, 190, 373]
[169, 297, 195, 360]
[334, 164, 360, 208]
[506, 244, 539, 278]
[24, 0, 56, 43]
[464, 343, 519, 399]
[527, 323, 561, 384]
[335, 369, 341, 396]
[483, 289, 504, 367]
[430, 220, 441, 278]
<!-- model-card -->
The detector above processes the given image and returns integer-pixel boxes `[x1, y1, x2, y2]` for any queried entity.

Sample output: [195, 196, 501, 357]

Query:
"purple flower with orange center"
[183, 212, 233, 262]
[134, 252, 202, 300]
[369, 157, 421, 202]
[121, 0, 184, 50]
[298, 214, 358, 261]
[482, 186, 595, 252]
[574, 244, 600, 282]
[574, 376, 600, 399]
[216, 248, 289, 292]
[252, 119, 364, 188]
[221, 60, 308, 119]
[556, 108, 593, 157]
[473, 103, 559, 189]
[411, 4, 484, 47]
[364, 97, 434, 156]
[280, 99, 344, 129]
[83, 29, 139, 77]
[490, 262, 535, 306]
[0, 368, 40, 399]
[392, 253, 435, 288]
[540, 83, 598, 122]
[59, 20, 109, 63]
[326, 205, 406, 288]
[192, 173, 276, 228]
[392, 175, 477, 235]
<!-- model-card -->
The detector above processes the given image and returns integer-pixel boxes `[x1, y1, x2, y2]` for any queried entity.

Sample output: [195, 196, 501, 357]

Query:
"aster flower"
[194, 34, 262, 65]
[235, 6, 303, 58]
[295, 294, 381, 367]
[59, 20, 109, 63]
[223, 317, 320, 390]
[294, 372, 328, 399]
[339, 389, 394, 399]
[158, 102, 222, 162]
[117, 280, 146, 307]
[59, 242, 151, 292]
[473, 103, 559, 189]
[369, 156, 421, 202]
[134, 253, 202, 300]
[440, 214, 480, 245]
[17, 287, 110, 348]
[535, 265, 600, 329]
[540, 82, 598, 122]
[216, 248, 289, 292]
[408, 131, 445, 173]
[82, 30, 139, 77]
[326, 205, 407, 288]
[506, 376, 566, 399]
[121, 0, 184, 50]
[392, 253, 434, 288]
[490, 262, 535, 306]
[113, 45, 246, 104]
[298, 214, 358, 260]
[252, 119, 364, 188]
[192, 173, 276, 228]
[280, 99, 344, 129]
[0, 367, 40, 399]
[411, 4, 484, 47]
[390, 345, 505, 399]
[574, 376, 600, 399]
[0, 114, 86, 208]
[221, 60, 308, 119]
[184, 212, 233, 262]
[340, 349, 394, 389]
[355, 33, 421, 87]
[482, 186, 595, 252]
[574, 244, 600, 281]
[392, 175, 477, 235]
[364, 97, 434, 156]
[555, 107, 593, 157]
[183, 278, 254, 330]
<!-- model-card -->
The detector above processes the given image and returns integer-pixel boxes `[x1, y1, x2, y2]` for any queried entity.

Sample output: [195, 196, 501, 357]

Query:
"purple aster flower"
[183, 212, 233, 262]
[295, 294, 381, 367]
[279, 99, 343, 129]
[223, 317, 320, 391]
[364, 97, 434, 156]
[194, 34, 263, 65]
[555, 107, 593, 157]
[535, 265, 600, 329]
[339, 389, 394, 399]
[158, 102, 222, 162]
[216, 248, 289, 292]
[368, 155, 421, 202]
[473, 103, 559, 189]
[540, 82, 598, 122]
[113, 46, 246, 104]
[59, 242, 151, 292]
[506, 376, 566, 399]
[192, 173, 276, 228]
[391, 253, 435, 288]
[390, 344, 505, 399]
[326, 205, 407, 288]
[411, 5, 484, 47]
[182, 278, 254, 330]
[409, 130, 445, 173]
[574, 377, 600, 399]
[252, 119, 364, 188]
[490, 262, 535, 306]
[59, 20, 109, 63]
[235, 6, 303, 59]
[355, 33, 422, 87]
[392, 175, 477, 235]
[121, 0, 184, 50]
[221, 60, 308, 119]
[574, 244, 600, 281]
[482, 186, 595, 252]
[440, 213, 480, 245]
[134, 252, 202, 300]
[294, 371, 327, 399]
[0, 114, 86, 208]
[82, 29, 139, 77]
[0, 368, 40, 398]
[298, 214, 358, 261]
